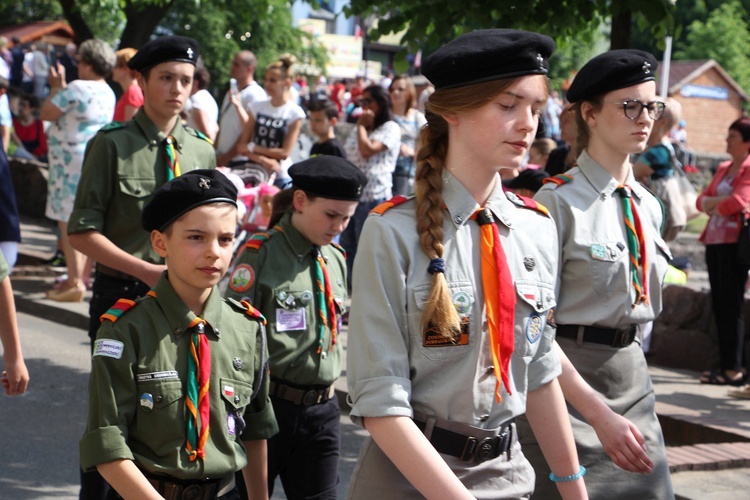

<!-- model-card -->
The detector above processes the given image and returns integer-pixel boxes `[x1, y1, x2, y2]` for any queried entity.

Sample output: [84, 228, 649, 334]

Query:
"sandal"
[700, 369, 746, 386]
[727, 385, 750, 399]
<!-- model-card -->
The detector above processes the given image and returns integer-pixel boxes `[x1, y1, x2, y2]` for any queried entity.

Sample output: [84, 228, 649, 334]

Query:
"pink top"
[113, 84, 144, 122]
[697, 155, 750, 244]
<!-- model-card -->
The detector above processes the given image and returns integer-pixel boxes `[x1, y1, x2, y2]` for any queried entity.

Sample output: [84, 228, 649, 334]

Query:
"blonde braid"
[415, 111, 461, 338]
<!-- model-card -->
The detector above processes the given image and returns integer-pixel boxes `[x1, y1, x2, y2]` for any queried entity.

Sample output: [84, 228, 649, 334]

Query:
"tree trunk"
[610, 9, 632, 50]
[58, 0, 94, 44]
[119, 0, 175, 49]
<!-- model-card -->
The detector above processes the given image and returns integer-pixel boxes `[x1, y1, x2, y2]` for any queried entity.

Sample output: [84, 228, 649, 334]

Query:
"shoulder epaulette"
[331, 242, 346, 259]
[100, 298, 137, 323]
[512, 194, 550, 218]
[370, 195, 410, 216]
[227, 298, 267, 325]
[185, 126, 214, 145]
[245, 232, 270, 251]
[100, 121, 127, 133]
[542, 174, 574, 187]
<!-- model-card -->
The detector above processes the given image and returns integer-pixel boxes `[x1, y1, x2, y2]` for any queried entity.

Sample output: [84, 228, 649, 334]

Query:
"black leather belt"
[557, 324, 637, 348]
[96, 264, 140, 282]
[269, 379, 335, 406]
[414, 413, 514, 463]
[108, 473, 235, 500]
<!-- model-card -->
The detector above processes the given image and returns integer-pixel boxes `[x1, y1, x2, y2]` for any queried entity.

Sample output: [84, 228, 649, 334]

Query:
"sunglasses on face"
[603, 99, 666, 121]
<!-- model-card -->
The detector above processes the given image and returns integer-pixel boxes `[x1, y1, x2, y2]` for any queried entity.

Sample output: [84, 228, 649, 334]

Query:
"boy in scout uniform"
[224, 156, 367, 499]
[67, 35, 216, 499]
[80, 169, 277, 500]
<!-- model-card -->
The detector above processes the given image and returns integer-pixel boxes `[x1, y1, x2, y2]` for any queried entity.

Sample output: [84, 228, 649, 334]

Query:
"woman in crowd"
[185, 63, 219, 140]
[112, 47, 142, 121]
[41, 39, 116, 301]
[340, 84, 400, 287]
[345, 29, 586, 499]
[532, 49, 674, 499]
[389, 74, 426, 196]
[697, 117, 750, 387]
[237, 53, 305, 187]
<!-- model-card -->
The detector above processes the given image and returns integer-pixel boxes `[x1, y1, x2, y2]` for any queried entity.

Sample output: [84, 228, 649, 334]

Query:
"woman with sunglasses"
[341, 84, 400, 288]
[530, 50, 674, 498]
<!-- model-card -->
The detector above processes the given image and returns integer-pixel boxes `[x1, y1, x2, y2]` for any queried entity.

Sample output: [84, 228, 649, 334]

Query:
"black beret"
[127, 35, 200, 71]
[289, 156, 368, 201]
[502, 168, 549, 192]
[422, 29, 556, 90]
[143, 170, 237, 232]
[567, 49, 658, 103]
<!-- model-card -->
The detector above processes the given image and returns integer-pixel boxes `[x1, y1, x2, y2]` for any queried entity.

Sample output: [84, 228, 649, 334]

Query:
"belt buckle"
[302, 389, 320, 406]
[180, 484, 202, 500]
[475, 437, 497, 462]
[613, 325, 636, 347]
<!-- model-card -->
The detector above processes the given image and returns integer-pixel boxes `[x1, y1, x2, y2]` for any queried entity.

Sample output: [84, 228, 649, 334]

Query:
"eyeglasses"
[603, 99, 666, 121]
[360, 98, 373, 105]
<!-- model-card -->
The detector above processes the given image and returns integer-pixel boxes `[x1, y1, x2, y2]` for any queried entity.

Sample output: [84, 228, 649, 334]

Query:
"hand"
[259, 156, 281, 174]
[1, 359, 29, 396]
[358, 109, 375, 129]
[229, 92, 242, 109]
[48, 63, 65, 89]
[592, 410, 653, 473]
[139, 263, 167, 288]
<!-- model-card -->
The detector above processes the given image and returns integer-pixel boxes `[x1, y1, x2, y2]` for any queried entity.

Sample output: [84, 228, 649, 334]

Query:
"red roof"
[0, 21, 74, 46]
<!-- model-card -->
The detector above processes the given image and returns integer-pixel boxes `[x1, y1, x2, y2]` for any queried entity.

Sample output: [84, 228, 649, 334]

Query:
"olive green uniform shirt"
[225, 213, 347, 387]
[68, 108, 216, 264]
[80, 273, 278, 479]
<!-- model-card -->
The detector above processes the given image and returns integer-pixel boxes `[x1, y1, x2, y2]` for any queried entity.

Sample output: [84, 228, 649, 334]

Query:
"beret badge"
[643, 61, 652, 74]
[198, 178, 210, 189]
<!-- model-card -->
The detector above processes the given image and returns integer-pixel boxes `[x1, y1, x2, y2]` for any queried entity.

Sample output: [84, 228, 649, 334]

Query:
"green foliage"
[0, 0, 61, 23]
[674, 0, 750, 94]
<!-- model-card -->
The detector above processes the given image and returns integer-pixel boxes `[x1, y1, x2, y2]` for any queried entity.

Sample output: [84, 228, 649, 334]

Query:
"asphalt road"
[0, 312, 367, 500]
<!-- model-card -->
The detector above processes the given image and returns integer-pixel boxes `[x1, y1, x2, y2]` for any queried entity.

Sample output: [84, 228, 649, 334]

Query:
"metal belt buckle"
[613, 325, 636, 347]
[475, 437, 498, 462]
[302, 389, 320, 406]
[180, 484, 202, 500]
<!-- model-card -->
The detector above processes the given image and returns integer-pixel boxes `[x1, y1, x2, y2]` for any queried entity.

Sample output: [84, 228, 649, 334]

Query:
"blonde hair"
[416, 76, 547, 338]
[115, 48, 138, 68]
[266, 53, 297, 80]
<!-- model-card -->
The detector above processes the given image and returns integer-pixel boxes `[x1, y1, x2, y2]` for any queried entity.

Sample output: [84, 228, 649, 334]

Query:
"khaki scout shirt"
[347, 172, 561, 429]
[534, 150, 671, 328]
[68, 109, 216, 264]
[224, 213, 346, 387]
[80, 274, 277, 479]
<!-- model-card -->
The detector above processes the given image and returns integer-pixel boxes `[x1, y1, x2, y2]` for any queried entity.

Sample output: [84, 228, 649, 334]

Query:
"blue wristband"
[549, 465, 586, 483]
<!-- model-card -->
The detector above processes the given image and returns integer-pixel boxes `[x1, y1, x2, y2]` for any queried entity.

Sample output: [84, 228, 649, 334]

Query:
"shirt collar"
[277, 212, 317, 262]
[134, 108, 188, 152]
[442, 170, 515, 229]
[152, 273, 226, 338]
[576, 150, 643, 200]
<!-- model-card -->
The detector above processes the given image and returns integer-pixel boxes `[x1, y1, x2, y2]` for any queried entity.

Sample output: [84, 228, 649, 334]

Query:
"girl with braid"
[345, 30, 587, 499]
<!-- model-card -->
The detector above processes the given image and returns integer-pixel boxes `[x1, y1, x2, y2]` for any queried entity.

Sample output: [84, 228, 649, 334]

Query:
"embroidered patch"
[526, 314, 544, 344]
[227, 412, 236, 435]
[590, 243, 609, 261]
[229, 264, 255, 292]
[139, 393, 154, 412]
[423, 317, 470, 347]
[93, 339, 124, 359]
[452, 290, 473, 316]
[136, 371, 179, 381]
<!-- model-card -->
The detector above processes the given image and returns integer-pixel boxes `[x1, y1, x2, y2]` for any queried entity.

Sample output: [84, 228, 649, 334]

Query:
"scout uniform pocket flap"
[413, 281, 474, 316]
[588, 241, 627, 262]
[136, 379, 182, 412]
[219, 378, 255, 410]
[119, 177, 157, 199]
[274, 290, 311, 310]
[514, 280, 555, 313]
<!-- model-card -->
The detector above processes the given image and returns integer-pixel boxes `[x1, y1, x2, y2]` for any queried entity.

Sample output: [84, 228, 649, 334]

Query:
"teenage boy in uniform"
[80, 169, 277, 499]
[67, 35, 216, 499]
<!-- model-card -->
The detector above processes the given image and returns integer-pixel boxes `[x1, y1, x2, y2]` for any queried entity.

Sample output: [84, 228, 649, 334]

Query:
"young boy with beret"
[80, 170, 277, 500]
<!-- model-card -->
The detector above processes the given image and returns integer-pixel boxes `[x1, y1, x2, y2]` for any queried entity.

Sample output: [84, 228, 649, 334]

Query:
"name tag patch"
[276, 308, 306, 332]
[136, 371, 179, 382]
[93, 339, 124, 359]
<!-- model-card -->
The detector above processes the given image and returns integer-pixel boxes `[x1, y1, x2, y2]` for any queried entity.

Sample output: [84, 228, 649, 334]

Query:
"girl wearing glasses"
[530, 50, 674, 498]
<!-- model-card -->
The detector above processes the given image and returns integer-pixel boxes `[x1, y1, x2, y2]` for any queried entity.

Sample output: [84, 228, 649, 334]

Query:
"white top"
[215, 80, 268, 159]
[249, 99, 306, 180]
[344, 120, 401, 202]
[185, 89, 219, 139]
[48, 80, 116, 146]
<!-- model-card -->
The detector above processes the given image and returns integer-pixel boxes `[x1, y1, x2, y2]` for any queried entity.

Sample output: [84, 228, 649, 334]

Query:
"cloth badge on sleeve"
[93, 339, 124, 359]
[229, 264, 255, 293]
[227, 412, 236, 435]
[223, 385, 235, 398]
[526, 313, 544, 344]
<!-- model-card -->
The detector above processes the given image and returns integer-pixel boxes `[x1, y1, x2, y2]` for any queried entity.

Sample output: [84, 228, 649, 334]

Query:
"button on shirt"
[80, 274, 277, 479]
[347, 172, 561, 429]
[534, 150, 671, 328]
[68, 108, 216, 263]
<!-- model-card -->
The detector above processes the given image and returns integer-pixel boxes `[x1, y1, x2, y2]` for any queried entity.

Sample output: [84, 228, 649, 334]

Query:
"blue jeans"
[338, 199, 382, 291]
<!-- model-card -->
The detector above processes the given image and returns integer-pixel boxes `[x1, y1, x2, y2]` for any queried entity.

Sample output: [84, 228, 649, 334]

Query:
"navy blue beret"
[422, 29, 556, 90]
[289, 156, 368, 201]
[567, 49, 658, 103]
[127, 35, 200, 71]
[143, 170, 237, 232]
[502, 168, 549, 192]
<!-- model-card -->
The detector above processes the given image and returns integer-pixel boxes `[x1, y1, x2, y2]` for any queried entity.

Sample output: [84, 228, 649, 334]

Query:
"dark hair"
[20, 93, 39, 109]
[364, 84, 393, 130]
[729, 117, 750, 142]
[194, 65, 210, 90]
[307, 98, 338, 119]
[269, 188, 317, 228]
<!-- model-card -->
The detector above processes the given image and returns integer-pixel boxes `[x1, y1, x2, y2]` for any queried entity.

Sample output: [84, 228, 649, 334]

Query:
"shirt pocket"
[273, 289, 313, 333]
[514, 280, 556, 359]
[118, 176, 157, 200]
[411, 281, 475, 361]
[587, 241, 628, 296]
[134, 379, 184, 443]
